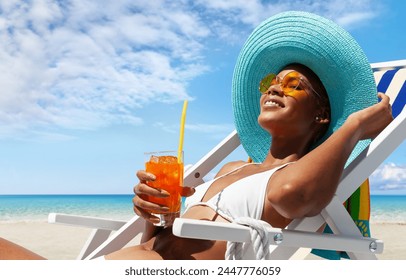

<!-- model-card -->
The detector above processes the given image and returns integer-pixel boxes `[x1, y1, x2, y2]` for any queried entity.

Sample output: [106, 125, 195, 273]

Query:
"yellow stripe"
[358, 179, 370, 220]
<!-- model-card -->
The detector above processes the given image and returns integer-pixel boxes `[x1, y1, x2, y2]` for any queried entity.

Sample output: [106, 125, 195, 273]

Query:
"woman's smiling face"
[257, 64, 330, 143]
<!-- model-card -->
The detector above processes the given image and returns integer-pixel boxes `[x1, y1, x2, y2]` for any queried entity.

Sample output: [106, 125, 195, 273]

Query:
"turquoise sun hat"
[232, 11, 377, 164]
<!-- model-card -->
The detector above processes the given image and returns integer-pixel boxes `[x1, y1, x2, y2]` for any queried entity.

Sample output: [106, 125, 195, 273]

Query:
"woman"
[105, 64, 392, 260]
[0, 11, 394, 260]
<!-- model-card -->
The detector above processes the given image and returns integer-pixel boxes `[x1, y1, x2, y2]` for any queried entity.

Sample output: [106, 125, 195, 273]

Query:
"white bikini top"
[184, 162, 292, 222]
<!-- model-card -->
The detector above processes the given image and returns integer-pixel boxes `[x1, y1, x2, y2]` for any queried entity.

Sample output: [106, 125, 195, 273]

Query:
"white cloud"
[370, 163, 406, 191]
[335, 12, 376, 27]
[0, 0, 210, 138]
[196, 0, 380, 29]
[0, 0, 382, 139]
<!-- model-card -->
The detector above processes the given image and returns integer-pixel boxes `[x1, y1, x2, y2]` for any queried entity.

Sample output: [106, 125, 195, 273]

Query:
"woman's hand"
[347, 92, 393, 140]
[132, 170, 195, 224]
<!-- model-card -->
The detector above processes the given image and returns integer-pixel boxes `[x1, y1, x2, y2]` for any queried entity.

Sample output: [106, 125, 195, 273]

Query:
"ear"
[315, 116, 329, 124]
[315, 108, 330, 124]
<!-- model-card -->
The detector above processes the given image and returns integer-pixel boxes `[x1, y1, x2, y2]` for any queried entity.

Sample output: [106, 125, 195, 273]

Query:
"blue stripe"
[377, 69, 398, 93]
[376, 68, 405, 118]
[392, 81, 406, 118]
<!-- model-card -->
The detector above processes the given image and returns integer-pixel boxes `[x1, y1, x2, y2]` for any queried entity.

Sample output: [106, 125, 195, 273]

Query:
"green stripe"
[349, 187, 361, 220]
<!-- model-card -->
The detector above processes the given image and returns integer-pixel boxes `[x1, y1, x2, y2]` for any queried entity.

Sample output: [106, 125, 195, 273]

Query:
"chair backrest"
[372, 60, 406, 117]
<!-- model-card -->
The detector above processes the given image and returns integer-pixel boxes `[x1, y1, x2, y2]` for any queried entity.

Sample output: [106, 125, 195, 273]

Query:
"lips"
[263, 97, 285, 108]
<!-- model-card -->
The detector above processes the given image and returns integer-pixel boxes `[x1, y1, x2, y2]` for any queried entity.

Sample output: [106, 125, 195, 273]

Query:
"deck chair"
[173, 60, 406, 259]
[48, 60, 406, 260]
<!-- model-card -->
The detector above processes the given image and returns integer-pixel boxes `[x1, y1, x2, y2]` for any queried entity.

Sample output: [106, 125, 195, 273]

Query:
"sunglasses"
[259, 71, 321, 99]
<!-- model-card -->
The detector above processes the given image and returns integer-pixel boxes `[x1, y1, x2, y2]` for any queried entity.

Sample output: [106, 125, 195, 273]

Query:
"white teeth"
[265, 100, 281, 107]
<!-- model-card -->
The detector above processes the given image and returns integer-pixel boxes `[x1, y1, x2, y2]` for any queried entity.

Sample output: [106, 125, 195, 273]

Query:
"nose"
[265, 84, 284, 97]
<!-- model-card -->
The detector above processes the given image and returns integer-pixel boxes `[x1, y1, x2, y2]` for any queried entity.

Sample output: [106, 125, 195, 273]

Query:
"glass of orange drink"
[144, 150, 183, 227]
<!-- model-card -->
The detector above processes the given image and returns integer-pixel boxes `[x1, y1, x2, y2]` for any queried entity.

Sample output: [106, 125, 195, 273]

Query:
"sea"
[0, 194, 405, 224]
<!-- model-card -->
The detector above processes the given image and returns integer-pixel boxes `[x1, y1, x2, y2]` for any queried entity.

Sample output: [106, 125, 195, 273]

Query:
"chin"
[258, 115, 277, 130]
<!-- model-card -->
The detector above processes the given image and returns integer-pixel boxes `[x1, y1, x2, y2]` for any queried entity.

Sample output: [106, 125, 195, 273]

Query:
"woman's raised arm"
[267, 93, 393, 219]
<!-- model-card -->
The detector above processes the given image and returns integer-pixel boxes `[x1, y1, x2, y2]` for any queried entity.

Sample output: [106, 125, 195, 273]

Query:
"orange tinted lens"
[281, 72, 307, 99]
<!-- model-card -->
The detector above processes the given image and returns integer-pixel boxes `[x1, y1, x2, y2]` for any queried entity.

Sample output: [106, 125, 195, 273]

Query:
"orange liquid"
[145, 156, 183, 214]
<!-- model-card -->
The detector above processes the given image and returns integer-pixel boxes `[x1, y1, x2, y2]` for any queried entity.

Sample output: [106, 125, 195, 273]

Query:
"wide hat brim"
[232, 11, 377, 165]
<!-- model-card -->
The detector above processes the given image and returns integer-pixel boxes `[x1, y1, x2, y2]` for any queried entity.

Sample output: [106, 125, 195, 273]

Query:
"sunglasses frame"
[259, 71, 321, 99]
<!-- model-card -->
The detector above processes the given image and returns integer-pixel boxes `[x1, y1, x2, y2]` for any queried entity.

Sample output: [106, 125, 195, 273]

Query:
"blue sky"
[0, 0, 405, 195]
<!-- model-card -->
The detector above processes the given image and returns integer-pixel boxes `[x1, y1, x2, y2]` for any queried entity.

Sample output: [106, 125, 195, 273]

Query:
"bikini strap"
[213, 162, 259, 181]
[211, 161, 294, 182]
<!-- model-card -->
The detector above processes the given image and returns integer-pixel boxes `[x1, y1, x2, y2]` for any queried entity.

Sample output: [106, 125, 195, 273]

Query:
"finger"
[377, 93, 393, 116]
[133, 206, 160, 224]
[136, 170, 156, 182]
[133, 195, 170, 213]
[180, 186, 196, 197]
[134, 183, 170, 197]
[377, 92, 390, 104]
[377, 92, 385, 98]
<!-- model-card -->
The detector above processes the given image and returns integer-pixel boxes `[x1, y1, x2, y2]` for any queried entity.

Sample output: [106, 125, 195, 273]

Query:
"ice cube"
[160, 156, 177, 164]
[150, 155, 159, 163]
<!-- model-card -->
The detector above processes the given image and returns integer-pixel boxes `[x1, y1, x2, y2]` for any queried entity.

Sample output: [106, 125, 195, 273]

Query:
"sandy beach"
[0, 221, 141, 260]
[370, 223, 406, 259]
[0, 221, 405, 260]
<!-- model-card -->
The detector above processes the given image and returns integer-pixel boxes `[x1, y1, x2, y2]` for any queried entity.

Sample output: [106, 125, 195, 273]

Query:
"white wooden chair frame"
[49, 60, 406, 260]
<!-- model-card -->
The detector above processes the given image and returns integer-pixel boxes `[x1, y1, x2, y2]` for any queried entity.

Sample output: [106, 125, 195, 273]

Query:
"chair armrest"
[48, 213, 143, 259]
[173, 218, 252, 242]
[48, 213, 126, 231]
[172, 218, 383, 254]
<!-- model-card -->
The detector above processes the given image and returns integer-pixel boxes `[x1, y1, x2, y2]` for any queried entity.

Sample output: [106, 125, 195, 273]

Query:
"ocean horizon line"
[1, 194, 405, 224]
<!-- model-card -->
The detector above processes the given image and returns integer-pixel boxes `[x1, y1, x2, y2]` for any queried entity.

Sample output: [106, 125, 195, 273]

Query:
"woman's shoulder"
[215, 160, 248, 178]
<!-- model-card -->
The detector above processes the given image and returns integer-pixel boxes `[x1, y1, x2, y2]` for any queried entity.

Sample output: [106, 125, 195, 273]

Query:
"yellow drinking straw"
[177, 100, 188, 163]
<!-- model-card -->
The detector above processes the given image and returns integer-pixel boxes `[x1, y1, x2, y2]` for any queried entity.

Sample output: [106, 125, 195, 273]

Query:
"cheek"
[286, 98, 318, 126]
[285, 91, 308, 102]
